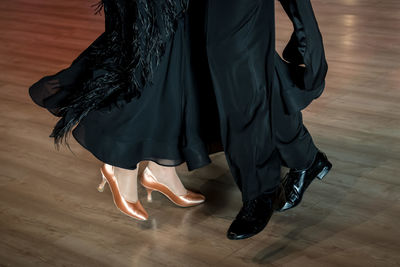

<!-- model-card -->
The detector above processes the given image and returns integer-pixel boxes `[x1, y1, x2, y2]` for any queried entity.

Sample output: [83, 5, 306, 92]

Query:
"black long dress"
[29, 0, 327, 177]
[29, 1, 222, 171]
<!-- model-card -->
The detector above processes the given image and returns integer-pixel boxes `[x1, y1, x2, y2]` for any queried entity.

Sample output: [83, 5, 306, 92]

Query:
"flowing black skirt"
[29, 9, 222, 171]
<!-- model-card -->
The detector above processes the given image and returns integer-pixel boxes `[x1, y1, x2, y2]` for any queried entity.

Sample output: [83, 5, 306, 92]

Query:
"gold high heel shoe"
[139, 166, 205, 207]
[98, 164, 148, 221]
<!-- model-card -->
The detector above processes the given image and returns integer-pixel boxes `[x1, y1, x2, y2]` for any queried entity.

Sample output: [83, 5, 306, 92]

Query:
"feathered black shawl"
[49, 0, 189, 145]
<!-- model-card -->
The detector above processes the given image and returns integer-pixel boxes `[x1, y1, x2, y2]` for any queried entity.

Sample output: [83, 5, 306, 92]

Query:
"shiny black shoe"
[277, 151, 332, 212]
[227, 189, 277, 240]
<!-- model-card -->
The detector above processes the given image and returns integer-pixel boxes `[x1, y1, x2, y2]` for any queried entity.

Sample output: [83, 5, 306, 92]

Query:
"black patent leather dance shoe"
[277, 151, 332, 212]
[227, 190, 277, 240]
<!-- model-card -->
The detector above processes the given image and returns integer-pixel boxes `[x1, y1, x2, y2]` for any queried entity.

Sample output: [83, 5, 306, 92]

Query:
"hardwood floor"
[1, 0, 399, 266]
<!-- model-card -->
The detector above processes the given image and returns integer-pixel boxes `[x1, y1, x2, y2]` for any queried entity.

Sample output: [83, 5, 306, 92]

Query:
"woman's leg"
[113, 164, 139, 203]
[113, 162, 188, 200]
[146, 161, 187, 196]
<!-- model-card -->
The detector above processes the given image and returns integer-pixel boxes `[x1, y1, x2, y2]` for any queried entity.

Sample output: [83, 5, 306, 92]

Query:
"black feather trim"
[50, 0, 189, 147]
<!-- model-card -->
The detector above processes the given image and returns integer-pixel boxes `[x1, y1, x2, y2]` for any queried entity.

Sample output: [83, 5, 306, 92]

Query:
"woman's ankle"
[147, 161, 187, 195]
[114, 166, 139, 203]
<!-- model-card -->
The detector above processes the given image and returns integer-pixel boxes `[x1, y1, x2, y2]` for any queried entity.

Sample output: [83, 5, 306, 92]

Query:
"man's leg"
[271, 81, 332, 211]
[205, 0, 281, 239]
[205, 0, 280, 202]
[272, 82, 318, 170]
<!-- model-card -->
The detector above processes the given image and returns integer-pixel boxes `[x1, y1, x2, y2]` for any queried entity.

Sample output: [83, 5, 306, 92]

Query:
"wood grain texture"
[1, 0, 399, 266]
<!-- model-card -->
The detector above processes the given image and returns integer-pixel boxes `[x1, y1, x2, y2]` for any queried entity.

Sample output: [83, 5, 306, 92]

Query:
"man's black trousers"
[204, 0, 318, 201]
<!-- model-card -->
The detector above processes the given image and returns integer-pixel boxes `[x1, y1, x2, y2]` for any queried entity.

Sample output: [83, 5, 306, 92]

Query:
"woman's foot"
[141, 161, 205, 207]
[98, 164, 148, 220]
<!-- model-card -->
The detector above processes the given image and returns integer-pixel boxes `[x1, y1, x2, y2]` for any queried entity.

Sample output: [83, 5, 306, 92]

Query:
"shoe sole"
[227, 231, 260, 240]
[227, 215, 272, 240]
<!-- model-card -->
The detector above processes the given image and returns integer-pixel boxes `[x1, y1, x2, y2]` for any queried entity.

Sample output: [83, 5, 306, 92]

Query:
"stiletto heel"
[146, 188, 153, 202]
[99, 164, 148, 221]
[97, 175, 107, 192]
[139, 167, 205, 208]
